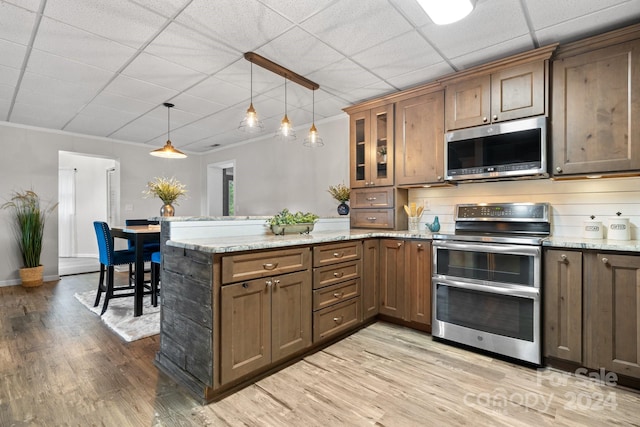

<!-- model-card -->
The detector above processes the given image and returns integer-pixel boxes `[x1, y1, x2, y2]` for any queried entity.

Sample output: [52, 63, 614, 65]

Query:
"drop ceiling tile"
[109, 114, 167, 142]
[261, 82, 314, 111]
[311, 95, 351, 118]
[43, 0, 167, 49]
[340, 81, 397, 105]
[122, 52, 207, 92]
[0, 82, 14, 101]
[0, 100, 9, 120]
[144, 22, 240, 74]
[168, 93, 226, 117]
[2, 0, 41, 12]
[177, 0, 294, 52]
[0, 64, 20, 88]
[450, 36, 534, 70]
[418, 0, 529, 60]
[352, 31, 443, 81]
[386, 62, 455, 90]
[11, 101, 77, 129]
[260, 0, 335, 23]
[186, 75, 248, 108]
[145, 123, 212, 148]
[255, 27, 344, 76]
[129, 0, 192, 18]
[26, 49, 115, 89]
[387, 0, 432, 27]
[32, 17, 137, 72]
[213, 60, 284, 95]
[307, 58, 380, 94]
[525, 0, 633, 29]
[301, 0, 413, 56]
[0, 2, 37, 45]
[64, 105, 134, 136]
[92, 91, 156, 116]
[143, 103, 203, 130]
[17, 72, 100, 105]
[191, 108, 248, 132]
[106, 75, 179, 105]
[0, 39, 26, 69]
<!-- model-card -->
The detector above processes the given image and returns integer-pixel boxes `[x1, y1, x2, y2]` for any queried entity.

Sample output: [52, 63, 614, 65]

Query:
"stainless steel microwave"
[444, 115, 548, 182]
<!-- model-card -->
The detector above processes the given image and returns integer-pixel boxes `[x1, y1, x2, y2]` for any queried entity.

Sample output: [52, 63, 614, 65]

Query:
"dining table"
[110, 224, 161, 317]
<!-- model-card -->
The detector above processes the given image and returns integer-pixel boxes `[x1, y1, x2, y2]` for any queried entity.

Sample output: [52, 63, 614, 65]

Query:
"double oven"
[431, 203, 550, 365]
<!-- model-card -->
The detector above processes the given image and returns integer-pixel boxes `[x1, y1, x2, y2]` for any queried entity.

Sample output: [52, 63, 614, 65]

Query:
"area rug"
[74, 290, 160, 342]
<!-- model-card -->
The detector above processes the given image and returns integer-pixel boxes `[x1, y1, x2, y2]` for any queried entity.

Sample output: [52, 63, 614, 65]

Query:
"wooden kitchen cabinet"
[362, 239, 380, 320]
[543, 249, 583, 364]
[220, 268, 311, 384]
[395, 90, 446, 186]
[349, 104, 394, 189]
[379, 239, 432, 328]
[551, 29, 640, 177]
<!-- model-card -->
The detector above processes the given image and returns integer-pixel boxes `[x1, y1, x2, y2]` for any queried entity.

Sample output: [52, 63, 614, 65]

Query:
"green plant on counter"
[267, 208, 319, 225]
[143, 176, 187, 205]
[327, 183, 350, 203]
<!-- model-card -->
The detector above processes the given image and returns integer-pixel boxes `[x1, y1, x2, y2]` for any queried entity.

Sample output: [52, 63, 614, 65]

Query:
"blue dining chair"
[150, 251, 161, 307]
[93, 221, 152, 315]
[124, 219, 160, 283]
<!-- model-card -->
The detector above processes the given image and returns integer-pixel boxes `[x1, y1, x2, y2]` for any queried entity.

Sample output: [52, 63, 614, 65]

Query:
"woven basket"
[19, 265, 44, 287]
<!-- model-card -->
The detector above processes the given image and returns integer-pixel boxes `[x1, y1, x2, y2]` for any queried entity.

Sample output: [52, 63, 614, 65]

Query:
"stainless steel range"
[431, 202, 550, 365]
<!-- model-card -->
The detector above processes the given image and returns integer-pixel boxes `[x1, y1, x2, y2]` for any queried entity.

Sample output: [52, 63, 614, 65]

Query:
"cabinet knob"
[333, 252, 344, 258]
[493, 115, 498, 121]
[397, 242, 403, 247]
[263, 262, 278, 270]
[437, 176, 442, 181]
[417, 244, 423, 250]
[333, 316, 344, 324]
[367, 217, 377, 221]
[366, 197, 377, 201]
[482, 117, 488, 122]
[602, 257, 609, 265]
[556, 166, 563, 173]
[333, 292, 344, 299]
[273, 279, 280, 286]
[560, 254, 568, 263]
[242, 282, 249, 289]
[265, 280, 273, 287]
[333, 271, 344, 278]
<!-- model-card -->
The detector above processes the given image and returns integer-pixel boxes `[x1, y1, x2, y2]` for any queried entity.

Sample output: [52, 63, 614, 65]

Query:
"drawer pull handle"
[560, 254, 568, 263]
[366, 197, 377, 201]
[417, 244, 423, 249]
[333, 272, 344, 278]
[367, 217, 377, 221]
[242, 282, 248, 289]
[273, 279, 280, 286]
[333, 316, 344, 324]
[265, 280, 273, 287]
[263, 262, 278, 270]
[397, 242, 402, 247]
[333, 252, 344, 258]
[602, 257, 609, 265]
[333, 292, 343, 299]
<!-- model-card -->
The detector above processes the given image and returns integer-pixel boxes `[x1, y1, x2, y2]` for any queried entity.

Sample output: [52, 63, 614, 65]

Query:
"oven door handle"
[434, 277, 540, 299]
[432, 240, 540, 257]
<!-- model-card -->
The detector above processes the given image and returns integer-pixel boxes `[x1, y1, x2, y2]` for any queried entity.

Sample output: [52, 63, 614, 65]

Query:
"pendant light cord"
[284, 78, 288, 115]
[167, 105, 171, 141]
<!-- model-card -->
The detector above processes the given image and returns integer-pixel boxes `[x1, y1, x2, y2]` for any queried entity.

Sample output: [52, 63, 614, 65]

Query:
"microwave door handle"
[435, 277, 540, 299]
[433, 240, 540, 257]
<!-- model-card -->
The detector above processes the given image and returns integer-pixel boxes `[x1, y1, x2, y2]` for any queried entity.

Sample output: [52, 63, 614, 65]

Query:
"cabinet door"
[271, 271, 312, 363]
[543, 249, 582, 363]
[552, 40, 640, 176]
[591, 253, 640, 378]
[395, 91, 445, 186]
[490, 61, 545, 123]
[362, 239, 380, 320]
[407, 241, 431, 326]
[370, 104, 394, 187]
[220, 278, 271, 384]
[379, 239, 405, 318]
[445, 74, 491, 131]
[350, 110, 370, 188]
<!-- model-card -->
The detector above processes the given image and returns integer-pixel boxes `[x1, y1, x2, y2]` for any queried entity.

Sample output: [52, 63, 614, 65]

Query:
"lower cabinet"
[220, 270, 312, 384]
[379, 239, 431, 327]
[544, 249, 640, 381]
[362, 239, 380, 320]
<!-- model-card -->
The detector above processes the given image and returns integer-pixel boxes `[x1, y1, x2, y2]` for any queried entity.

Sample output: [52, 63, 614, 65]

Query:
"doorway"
[207, 160, 236, 216]
[58, 151, 120, 275]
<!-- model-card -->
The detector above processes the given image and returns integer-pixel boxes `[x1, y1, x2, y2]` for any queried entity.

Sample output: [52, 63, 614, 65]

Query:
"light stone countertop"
[167, 230, 640, 254]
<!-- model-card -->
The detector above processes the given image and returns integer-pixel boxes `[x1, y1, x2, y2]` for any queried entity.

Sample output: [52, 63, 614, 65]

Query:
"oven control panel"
[455, 203, 549, 221]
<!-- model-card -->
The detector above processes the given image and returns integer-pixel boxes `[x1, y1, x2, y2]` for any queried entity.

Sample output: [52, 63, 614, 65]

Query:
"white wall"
[0, 121, 202, 285]
[201, 115, 350, 218]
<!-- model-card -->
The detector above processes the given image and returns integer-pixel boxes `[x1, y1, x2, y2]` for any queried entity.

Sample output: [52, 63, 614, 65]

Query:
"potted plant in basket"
[328, 183, 350, 215]
[267, 209, 319, 235]
[2, 189, 58, 287]
[143, 176, 187, 216]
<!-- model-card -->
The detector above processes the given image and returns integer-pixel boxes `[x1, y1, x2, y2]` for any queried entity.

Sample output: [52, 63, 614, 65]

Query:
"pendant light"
[417, 0, 476, 25]
[276, 77, 296, 141]
[237, 61, 264, 133]
[150, 103, 187, 159]
[303, 89, 324, 148]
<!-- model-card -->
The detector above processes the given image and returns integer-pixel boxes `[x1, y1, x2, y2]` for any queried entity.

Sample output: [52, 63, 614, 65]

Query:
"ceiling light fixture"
[417, 0, 476, 25]
[304, 89, 324, 148]
[238, 61, 264, 133]
[150, 103, 187, 159]
[276, 77, 296, 141]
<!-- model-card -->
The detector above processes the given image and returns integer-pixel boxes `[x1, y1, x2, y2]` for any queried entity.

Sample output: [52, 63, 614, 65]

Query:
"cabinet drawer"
[313, 278, 360, 311]
[351, 188, 394, 208]
[221, 247, 310, 284]
[313, 260, 361, 289]
[350, 209, 395, 229]
[313, 297, 361, 342]
[313, 241, 362, 268]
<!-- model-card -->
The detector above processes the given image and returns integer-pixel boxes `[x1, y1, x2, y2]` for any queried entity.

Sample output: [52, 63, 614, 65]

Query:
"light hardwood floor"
[1, 273, 639, 426]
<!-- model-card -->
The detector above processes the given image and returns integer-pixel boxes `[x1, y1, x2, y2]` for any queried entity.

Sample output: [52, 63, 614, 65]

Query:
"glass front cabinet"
[350, 104, 394, 189]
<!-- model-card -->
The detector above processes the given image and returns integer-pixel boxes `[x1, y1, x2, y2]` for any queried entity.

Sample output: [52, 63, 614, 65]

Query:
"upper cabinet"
[551, 26, 640, 178]
[395, 89, 445, 186]
[349, 104, 394, 189]
[445, 59, 547, 131]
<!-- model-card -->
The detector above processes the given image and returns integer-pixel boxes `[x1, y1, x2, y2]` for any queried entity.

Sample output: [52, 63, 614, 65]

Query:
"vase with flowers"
[143, 176, 187, 216]
[328, 183, 350, 216]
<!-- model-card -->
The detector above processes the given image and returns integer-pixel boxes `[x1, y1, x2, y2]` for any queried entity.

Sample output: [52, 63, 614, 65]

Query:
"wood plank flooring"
[1, 272, 639, 426]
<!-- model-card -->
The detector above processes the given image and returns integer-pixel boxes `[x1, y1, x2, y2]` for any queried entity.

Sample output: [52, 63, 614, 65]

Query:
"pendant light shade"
[238, 62, 264, 133]
[276, 78, 296, 141]
[417, 0, 476, 25]
[304, 90, 323, 148]
[150, 103, 187, 159]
